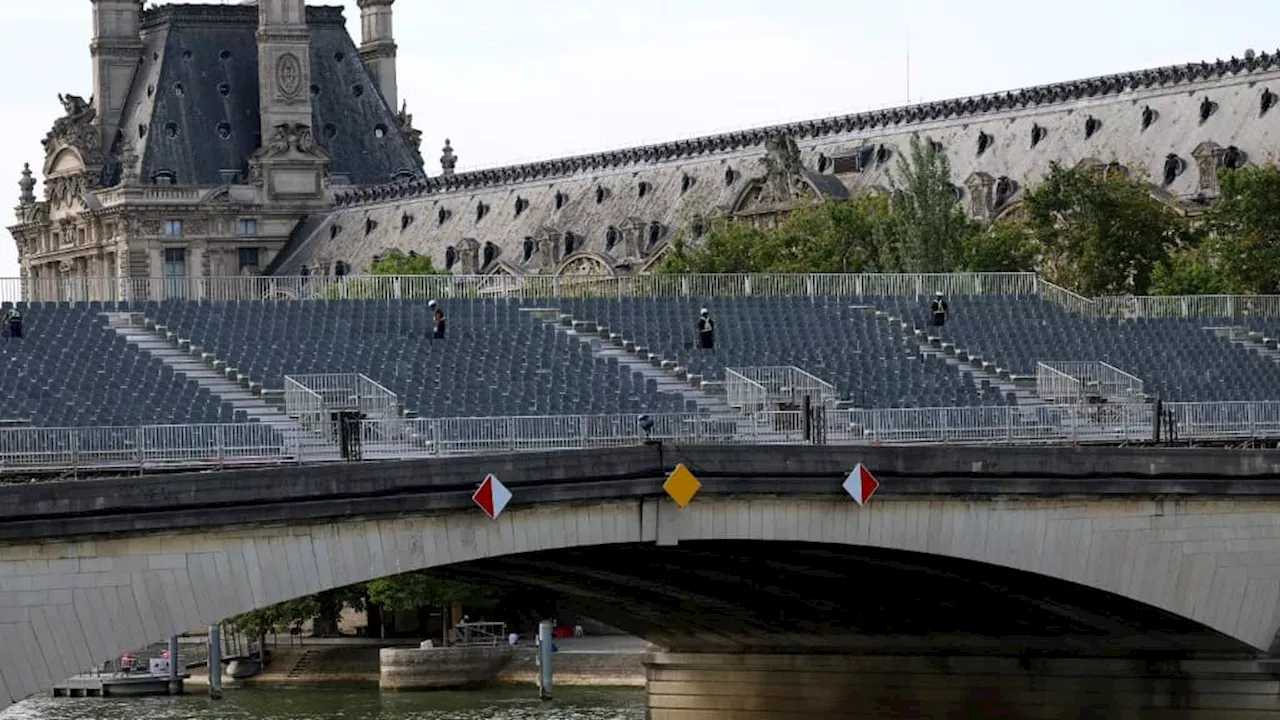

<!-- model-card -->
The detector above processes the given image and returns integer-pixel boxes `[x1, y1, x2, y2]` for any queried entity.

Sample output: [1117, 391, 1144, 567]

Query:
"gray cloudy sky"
[2, 0, 1277, 278]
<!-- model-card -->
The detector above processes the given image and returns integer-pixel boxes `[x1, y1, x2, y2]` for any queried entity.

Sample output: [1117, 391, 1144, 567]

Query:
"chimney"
[253, 0, 327, 200]
[357, 0, 398, 109]
[90, 0, 144, 152]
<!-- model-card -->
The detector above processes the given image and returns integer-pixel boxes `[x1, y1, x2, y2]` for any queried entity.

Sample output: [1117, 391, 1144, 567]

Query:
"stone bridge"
[3, 444, 1280, 717]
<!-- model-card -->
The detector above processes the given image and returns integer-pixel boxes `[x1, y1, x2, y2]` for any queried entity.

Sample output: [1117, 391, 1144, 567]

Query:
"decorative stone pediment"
[638, 242, 675, 273]
[556, 252, 614, 278]
[42, 94, 100, 166]
[731, 134, 815, 216]
[1191, 141, 1227, 195]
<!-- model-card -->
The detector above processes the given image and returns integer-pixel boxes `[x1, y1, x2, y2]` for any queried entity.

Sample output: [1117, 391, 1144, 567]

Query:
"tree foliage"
[660, 146, 1280, 298]
[1020, 163, 1184, 296]
[368, 250, 449, 276]
[366, 572, 494, 614]
[1202, 165, 1280, 294]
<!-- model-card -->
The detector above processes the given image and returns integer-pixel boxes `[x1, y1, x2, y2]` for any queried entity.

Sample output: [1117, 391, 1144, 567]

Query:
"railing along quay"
[1, 401, 1278, 476]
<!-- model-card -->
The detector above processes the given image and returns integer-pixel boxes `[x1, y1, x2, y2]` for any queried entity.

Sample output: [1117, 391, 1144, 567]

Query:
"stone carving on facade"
[117, 138, 141, 185]
[457, 237, 480, 274]
[620, 217, 645, 259]
[557, 253, 612, 277]
[964, 172, 996, 220]
[45, 174, 87, 207]
[42, 94, 99, 157]
[1190, 141, 1227, 195]
[396, 102, 424, 167]
[731, 134, 816, 224]
[248, 122, 328, 184]
[275, 53, 303, 99]
[18, 164, 36, 206]
[440, 139, 457, 177]
[537, 228, 559, 272]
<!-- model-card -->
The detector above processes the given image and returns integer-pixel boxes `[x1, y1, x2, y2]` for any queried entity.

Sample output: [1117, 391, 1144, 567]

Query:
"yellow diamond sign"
[663, 463, 702, 508]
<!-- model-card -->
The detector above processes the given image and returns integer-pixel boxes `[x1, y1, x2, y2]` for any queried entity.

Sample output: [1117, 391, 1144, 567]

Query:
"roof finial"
[440, 139, 456, 177]
[18, 163, 35, 206]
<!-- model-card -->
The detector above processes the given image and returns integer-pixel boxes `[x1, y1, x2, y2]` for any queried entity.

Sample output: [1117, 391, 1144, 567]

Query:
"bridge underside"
[446, 541, 1280, 718]
[442, 540, 1250, 658]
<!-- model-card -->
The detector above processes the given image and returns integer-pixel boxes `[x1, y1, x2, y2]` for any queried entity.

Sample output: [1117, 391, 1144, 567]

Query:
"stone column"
[644, 651, 1280, 719]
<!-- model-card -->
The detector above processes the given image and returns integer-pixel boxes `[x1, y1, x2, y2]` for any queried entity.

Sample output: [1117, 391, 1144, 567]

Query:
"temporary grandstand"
[0, 272, 1278, 474]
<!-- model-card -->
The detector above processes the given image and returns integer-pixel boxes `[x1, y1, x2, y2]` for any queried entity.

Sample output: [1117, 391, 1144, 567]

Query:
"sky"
[2, 0, 1278, 279]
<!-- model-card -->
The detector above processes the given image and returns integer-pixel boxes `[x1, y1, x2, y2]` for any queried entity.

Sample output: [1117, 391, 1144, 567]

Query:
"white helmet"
[700, 307, 709, 315]
[428, 300, 437, 307]
[935, 291, 943, 297]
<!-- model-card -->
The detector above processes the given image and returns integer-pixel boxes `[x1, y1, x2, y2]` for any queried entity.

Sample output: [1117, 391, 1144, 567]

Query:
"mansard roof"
[107, 3, 422, 187]
[333, 48, 1280, 206]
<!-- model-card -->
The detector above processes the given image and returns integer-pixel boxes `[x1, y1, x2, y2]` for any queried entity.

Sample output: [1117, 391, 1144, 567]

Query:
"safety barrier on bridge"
[1, 401, 1278, 475]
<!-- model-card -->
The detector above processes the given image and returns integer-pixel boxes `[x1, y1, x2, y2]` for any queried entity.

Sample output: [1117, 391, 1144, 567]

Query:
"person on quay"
[429, 299, 446, 339]
[696, 307, 715, 350]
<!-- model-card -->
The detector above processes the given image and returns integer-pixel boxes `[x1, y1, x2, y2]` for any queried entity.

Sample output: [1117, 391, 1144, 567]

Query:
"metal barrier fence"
[724, 369, 768, 412]
[1035, 361, 1146, 404]
[0, 423, 291, 473]
[283, 373, 400, 420]
[7, 273, 1280, 322]
[3, 402, 1279, 475]
[725, 366, 838, 407]
[1, 272, 1040, 304]
[1035, 363, 1082, 404]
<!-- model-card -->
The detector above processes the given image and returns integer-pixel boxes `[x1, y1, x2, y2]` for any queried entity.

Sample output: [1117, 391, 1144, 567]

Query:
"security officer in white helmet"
[428, 300, 446, 339]
[695, 307, 715, 350]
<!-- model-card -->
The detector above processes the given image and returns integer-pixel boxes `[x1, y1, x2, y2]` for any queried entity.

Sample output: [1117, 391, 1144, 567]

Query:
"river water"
[0, 687, 645, 720]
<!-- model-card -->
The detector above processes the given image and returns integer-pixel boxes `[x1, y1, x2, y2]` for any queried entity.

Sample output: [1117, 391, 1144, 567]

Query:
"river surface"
[0, 687, 645, 720]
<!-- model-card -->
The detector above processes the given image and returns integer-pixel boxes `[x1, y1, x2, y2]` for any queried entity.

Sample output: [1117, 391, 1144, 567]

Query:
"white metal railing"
[2, 403, 1280, 474]
[0, 273, 1039, 305]
[7, 273, 1280, 322]
[283, 374, 400, 421]
[726, 366, 839, 407]
[1035, 363, 1084, 404]
[283, 376, 324, 421]
[724, 369, 768, 412]
[1035, 361, 1146, 404]
[0, 423, 292, 473]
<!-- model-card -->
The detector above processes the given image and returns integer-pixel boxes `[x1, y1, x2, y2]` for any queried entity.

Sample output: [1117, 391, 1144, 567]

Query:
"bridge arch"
[1, 489, 1278, 709]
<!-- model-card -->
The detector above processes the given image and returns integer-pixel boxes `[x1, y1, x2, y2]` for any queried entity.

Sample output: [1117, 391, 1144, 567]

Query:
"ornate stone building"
[11, 3, 1280, 295]
[269, 49, 1280, 284]
[9, 0, 421, 300]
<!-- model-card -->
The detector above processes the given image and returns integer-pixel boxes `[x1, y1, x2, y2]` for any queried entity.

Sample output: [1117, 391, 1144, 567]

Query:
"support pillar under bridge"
[644, 652, 1280, 719]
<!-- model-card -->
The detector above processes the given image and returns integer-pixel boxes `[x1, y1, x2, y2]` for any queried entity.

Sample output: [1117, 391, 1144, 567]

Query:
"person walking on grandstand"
[695, 308, 715, 350]
[429, 299, 446, 339]
[2, 308, 21, 339]
[929, 291, 948, 328]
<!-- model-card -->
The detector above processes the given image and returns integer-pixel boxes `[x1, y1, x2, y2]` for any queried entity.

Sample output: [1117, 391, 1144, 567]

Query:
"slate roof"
[108, 4, 422, 187]
[332, 48, 1280, 206]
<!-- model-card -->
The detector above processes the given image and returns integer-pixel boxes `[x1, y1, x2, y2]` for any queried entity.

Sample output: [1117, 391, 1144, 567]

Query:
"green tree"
[1202, 164, 1280, 294]
[887, 135, 980, 272]
[310, 585, 368, 638]
[1021, 163, 1184, 295]
[368, 250, 448, 276]
[657, 219, 773, 274]
[366, 572, 493, 614]
[1151, 244, 1232, 296]
[959, 219, 1038, 272]
[322, 250, 452, 299]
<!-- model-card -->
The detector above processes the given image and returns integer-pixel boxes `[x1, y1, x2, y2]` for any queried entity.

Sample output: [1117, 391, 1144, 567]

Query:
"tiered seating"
[878, 295, 1280, 402]
[560, 297, 1007, 408]
[0, 303, 243, 426]
[147, 300, 694, 417]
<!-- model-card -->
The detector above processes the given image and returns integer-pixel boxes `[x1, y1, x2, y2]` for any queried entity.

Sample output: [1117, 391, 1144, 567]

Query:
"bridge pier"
[644, 652, 1280, 718]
